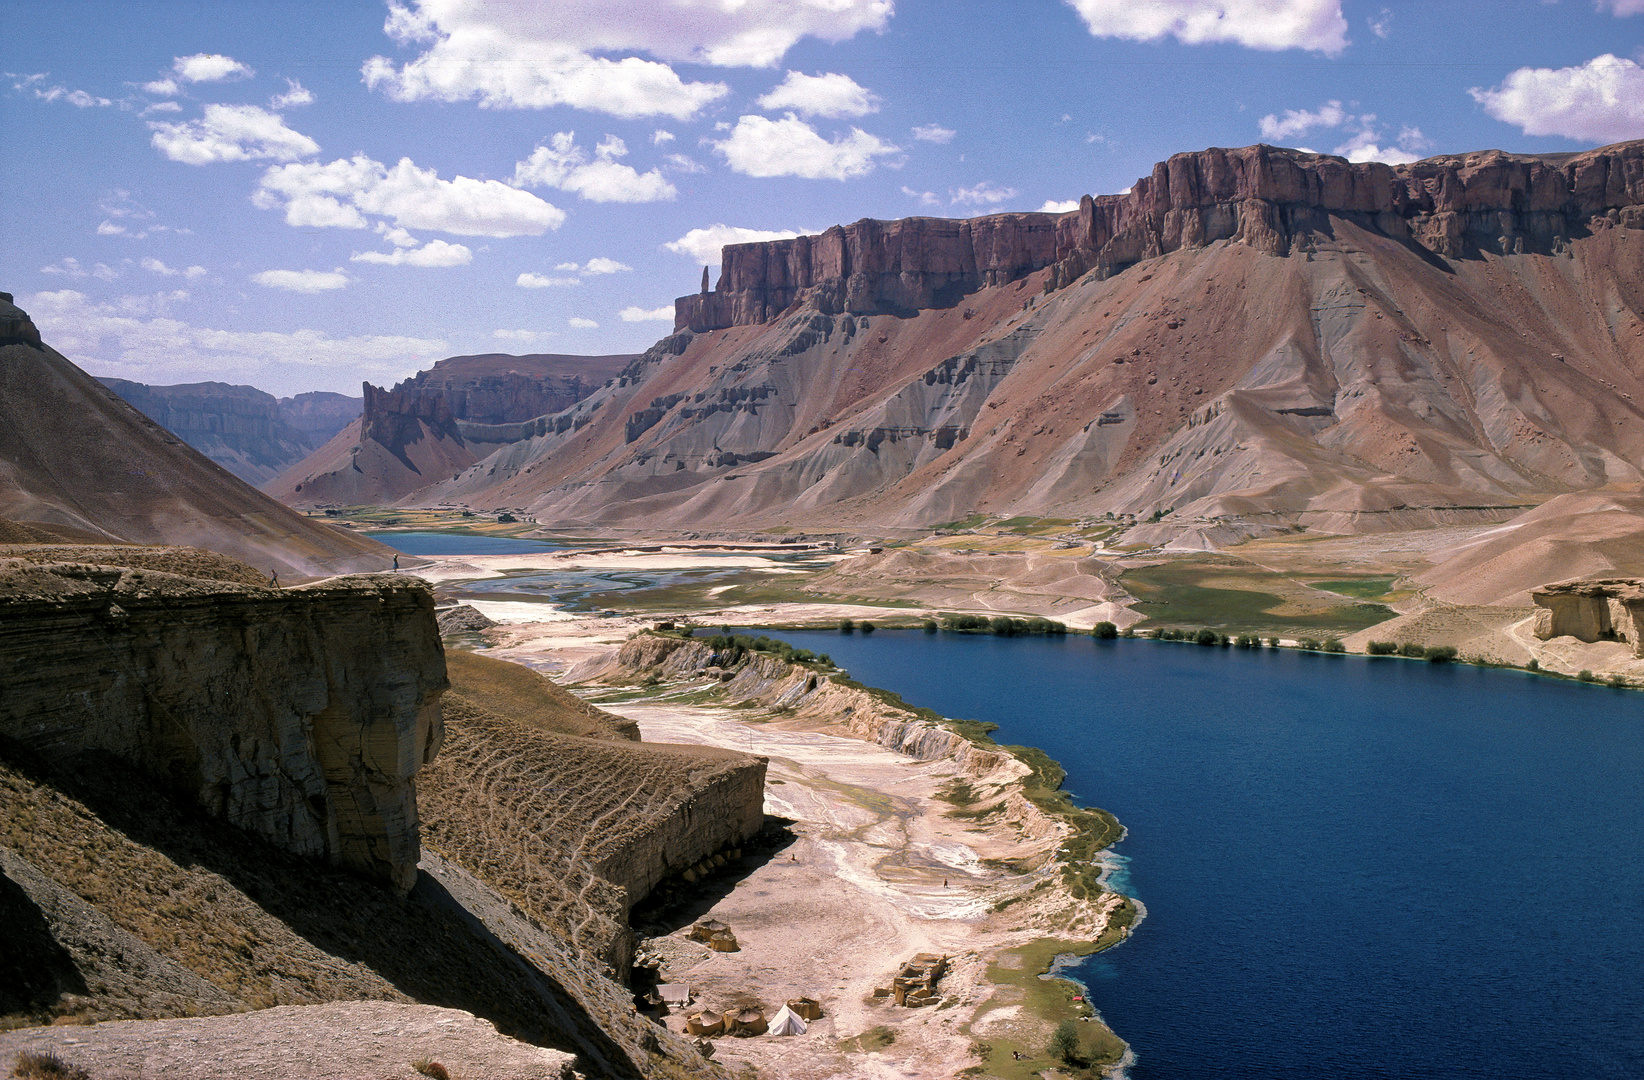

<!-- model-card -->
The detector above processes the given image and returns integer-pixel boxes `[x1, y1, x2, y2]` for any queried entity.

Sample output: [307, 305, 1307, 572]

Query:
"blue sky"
[2, 0, 1641, 396]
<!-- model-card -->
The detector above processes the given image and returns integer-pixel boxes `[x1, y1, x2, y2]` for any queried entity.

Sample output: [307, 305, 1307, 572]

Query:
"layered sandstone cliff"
[270, 351, 636, 506]
[678, 141, 1644, 332]
[0, 553, 446, 894]
[97, 378, 355, 486]
[404, 141, 1644, 550]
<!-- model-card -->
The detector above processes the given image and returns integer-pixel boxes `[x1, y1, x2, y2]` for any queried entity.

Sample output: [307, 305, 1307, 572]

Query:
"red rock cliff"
[676, 141, 1644, 332]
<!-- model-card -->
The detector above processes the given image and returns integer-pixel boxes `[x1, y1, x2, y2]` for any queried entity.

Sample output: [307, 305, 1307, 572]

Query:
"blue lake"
[364, 531, 566, 556]
[774, 629, 1644, 1079]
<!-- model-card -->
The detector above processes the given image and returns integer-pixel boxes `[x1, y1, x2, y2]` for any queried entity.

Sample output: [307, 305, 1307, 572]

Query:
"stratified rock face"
[0, 295, 395, 575]
[678, 142, 1644, 332]
[0, 556, 447, 894]
[278, 391, 363, 446]
[1532, 577, 1644, 656]
[268, 352, 635, 507]
[97, 378, 329, 486]
[406, 141, 1644, 544]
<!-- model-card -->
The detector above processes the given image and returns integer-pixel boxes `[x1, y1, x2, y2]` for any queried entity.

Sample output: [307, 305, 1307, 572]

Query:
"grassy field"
[1122, 557, 1396, 635]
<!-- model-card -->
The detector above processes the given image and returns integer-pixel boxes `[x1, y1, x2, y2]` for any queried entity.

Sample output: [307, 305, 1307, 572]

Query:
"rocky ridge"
[97, 379, 360, 487]
[0, 553, 446, 894]
[399, 141, 1644, 553]
[270, 352, 635, 507]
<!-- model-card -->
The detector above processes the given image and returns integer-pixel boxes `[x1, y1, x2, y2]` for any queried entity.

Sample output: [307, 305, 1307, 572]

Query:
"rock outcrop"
[97, 378, 353, 487]
[404, 141, 1644, 546]
[678, 141, 1644, 331]
[0, 554, 446, 894]
[269, 352, 635, 507]
[1532, 577, 1644, 655]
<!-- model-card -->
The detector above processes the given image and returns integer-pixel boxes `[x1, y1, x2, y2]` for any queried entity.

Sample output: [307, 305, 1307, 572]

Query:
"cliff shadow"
[3, 744, 645, 1078]
[630, 816, 798, 935]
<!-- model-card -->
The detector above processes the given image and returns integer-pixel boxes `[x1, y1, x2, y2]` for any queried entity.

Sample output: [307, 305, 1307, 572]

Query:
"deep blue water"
[364, 531, 566, 555]
[775, 629, 1644, 1079]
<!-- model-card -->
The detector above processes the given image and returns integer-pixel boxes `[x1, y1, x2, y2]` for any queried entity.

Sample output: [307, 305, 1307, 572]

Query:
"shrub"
[1266, 636, 1281, 648]
[1322, 638, 1345, 653]
[13, 1055, 91, 1080]
[1235, 634, 1258, 648]
[1298, 637, 1321, 651]
[1608, 674, 1626, 688]
[818, 653, 833, 667]
[1399, 642, 1428, 659]
[1527, 658, 1539, 671]
[859, 620, 875, 634]
[1578, 669, 1595, 682]
[1121, 627, 1135, 638]
[1367, 640, 1397, 655]
[1194, 628, 1219, 646]
[1048, 1020, 1081, 1065]
[838, 618, 855, 632]
[922, 619, 938, 633]
[942, 613, 991, 633]
[1426, 646, 1458, 663]
[496, 512, 517, 523]
[1093, 621, 1118, 639]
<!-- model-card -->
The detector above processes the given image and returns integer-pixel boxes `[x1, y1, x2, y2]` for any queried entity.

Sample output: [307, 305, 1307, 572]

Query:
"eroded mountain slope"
[404, 142, 1644, 539]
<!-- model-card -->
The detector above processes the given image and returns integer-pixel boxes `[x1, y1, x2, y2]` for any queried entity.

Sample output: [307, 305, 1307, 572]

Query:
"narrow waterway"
[775, 629, 1644, 1079]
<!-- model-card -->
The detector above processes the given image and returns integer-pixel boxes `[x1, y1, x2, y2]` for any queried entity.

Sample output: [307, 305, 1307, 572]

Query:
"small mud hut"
[729, 1008, 768, 1036]
[787, 997, 823, 1020]
[686, 1010, 724, 1037]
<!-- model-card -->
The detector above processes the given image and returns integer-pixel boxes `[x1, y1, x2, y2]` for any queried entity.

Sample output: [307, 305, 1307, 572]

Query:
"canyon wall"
[97, 378, 351, 486]
[677, 141, 1644, 331]
[0, 554, 446, 894]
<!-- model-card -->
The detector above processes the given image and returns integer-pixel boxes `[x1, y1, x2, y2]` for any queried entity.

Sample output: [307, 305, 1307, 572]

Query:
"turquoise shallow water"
[365, 531, 566, 555]
[775, 629, 1644, 1079]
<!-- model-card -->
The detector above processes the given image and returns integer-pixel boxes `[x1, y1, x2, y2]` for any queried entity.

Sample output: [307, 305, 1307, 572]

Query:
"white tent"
[657, 983, 691, 1007]
[767, 1005, 807, 1036]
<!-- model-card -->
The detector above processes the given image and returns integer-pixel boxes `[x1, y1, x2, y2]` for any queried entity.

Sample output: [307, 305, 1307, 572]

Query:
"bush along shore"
[575, 627, 1139, 1074]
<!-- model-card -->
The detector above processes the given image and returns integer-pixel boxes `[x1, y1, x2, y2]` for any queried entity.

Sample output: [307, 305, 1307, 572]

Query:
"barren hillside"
[397, 141, 1644, 546]
[0, 293, 392, 576]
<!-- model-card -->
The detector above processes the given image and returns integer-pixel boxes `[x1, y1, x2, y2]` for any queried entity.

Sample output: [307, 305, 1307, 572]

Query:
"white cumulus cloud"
[251, 268, 350, 293]
[41, 257, 120, 281]
[712, 114, 898, 180]
[150, 104, 319, 165]
[951, 182, 1018, 207]
[902, 186, 942, 207]
[757, 71, 880, 117]
[351, 239, 473, 267]
[270, 78, 315, 108]
[493, 329, 556, 343]
[1066, 0, 1348, 54]
[1259, 100, 1348, 142]
[568, 316, 599, 329]
[1597, 1, 1644, 14]
[619, 305, 674, 322]
[512, 132, 677, 202]
[1470, 54, 1644, 144]
[1039, 199, 1081, 213]
[517, 272, 581, 288]
[256, 154, 565, 237]
[911, 123, 956, 144]
[360, 0, 891, 118]
[142, 78, 180, 96]
[664, 223, 806, 265]
[173, 53, 254, 83]
[140, 257, 207, 278]
[27, 288, 446, 392]
[1255, 100, 1428, 163]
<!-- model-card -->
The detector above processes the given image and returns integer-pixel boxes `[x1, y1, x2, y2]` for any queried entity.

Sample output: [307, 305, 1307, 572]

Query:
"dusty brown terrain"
[0, 1001, 576, 1080]
[356, 142, 1644, 548]
[0, 294, 393, 577]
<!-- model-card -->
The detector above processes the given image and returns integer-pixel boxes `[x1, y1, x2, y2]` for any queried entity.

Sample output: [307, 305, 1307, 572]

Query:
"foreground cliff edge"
[0, 548, 775, 1079]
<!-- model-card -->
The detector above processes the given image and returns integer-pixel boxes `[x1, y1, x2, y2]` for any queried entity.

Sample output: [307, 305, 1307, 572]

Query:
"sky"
[2, 0, 1642, 397]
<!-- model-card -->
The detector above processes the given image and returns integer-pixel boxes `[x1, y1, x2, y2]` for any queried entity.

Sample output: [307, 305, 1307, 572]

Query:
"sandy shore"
[479, 616, 1129, 1079]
